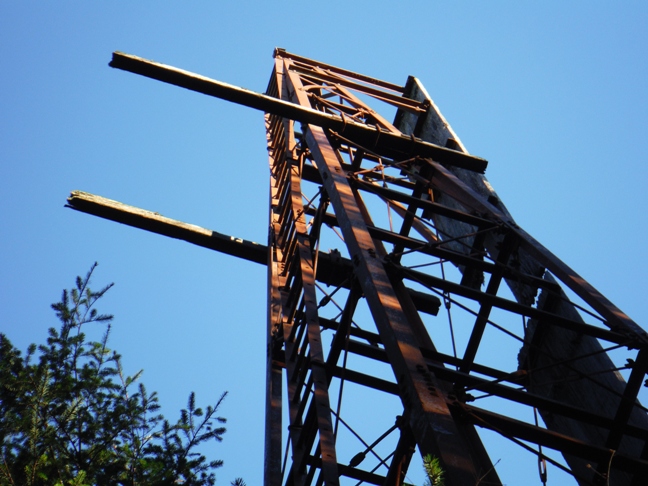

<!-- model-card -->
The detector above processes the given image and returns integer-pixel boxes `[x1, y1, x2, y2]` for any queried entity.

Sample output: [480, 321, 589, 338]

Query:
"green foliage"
[422, 454, 445, 486]
[0, 263, 239, 485]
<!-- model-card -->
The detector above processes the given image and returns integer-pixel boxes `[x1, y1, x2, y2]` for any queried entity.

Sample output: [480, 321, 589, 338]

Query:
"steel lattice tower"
[69, 50, 648, 486]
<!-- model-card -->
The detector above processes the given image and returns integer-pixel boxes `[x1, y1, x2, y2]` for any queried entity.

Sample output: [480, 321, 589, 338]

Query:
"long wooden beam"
[65, 190, 440, 315]
[66, 191, 267, 263]
[108, 52, 488, 173]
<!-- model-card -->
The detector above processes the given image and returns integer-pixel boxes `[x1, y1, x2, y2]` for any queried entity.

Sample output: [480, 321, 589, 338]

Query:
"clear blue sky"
[2, 3, 647, 485]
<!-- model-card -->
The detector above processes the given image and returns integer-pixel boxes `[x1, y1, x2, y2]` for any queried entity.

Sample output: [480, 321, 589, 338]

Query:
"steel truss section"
[96, 51, 648, 486]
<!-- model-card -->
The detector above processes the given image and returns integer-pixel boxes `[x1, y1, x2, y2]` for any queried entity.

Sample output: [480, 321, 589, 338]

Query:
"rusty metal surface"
[271, 53, 501, 486]
[90, 50, 648, 485]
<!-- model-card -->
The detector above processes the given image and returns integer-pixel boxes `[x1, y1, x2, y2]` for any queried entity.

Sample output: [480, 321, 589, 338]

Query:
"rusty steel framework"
[69, 50, 648, 485]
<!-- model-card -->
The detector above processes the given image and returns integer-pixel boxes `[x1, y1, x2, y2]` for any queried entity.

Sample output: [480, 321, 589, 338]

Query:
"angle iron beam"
[460, 230, 487, 289]
[300, 203, 480, 266]
[424, 360, 648, 442]
[328, 365, 400, 395]
[335, 335, 648, 442]
[420, 347, 524, 383]
[390, 162, 433, 261]
[351, 176, 496, 228]
[318, 317, 383, 346]
[324, 285, 363, 372]
[604, 347, 648, 451]
[271, 70, 340, 483]
[109, 52, 488, 173]
[266, 111, 288, 486]
[286, 286, 364, 484]
[301, 206, 505, 286]
[274, 48, 405, 94]
[340, 332, 524, 386]
[383, 418, 417, 485]
[291, 67, 425, 114]
[329, 82, 403, 134]
[271, 348, 399, 395]
[269, 134, 310, 486]
[302, 456, 385, 485]
[267, 109, 333, 485]
[266, 237, 284, 486]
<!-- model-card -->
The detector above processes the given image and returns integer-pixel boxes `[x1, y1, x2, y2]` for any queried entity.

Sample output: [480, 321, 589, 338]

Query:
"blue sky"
[2, 3, 648, 485]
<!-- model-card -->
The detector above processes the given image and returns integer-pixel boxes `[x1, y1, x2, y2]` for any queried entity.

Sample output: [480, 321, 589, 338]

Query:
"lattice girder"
[95, 51, 648, 486]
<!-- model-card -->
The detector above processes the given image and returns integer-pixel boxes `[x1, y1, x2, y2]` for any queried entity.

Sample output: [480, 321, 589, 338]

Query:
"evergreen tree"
[0, 263, 243, 485]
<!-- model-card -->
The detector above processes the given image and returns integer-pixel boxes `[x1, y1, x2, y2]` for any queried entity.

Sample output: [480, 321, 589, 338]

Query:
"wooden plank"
[66, 190, 267, 263]
[108, 52, 488, 173]
[66, 190, 441, 316]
